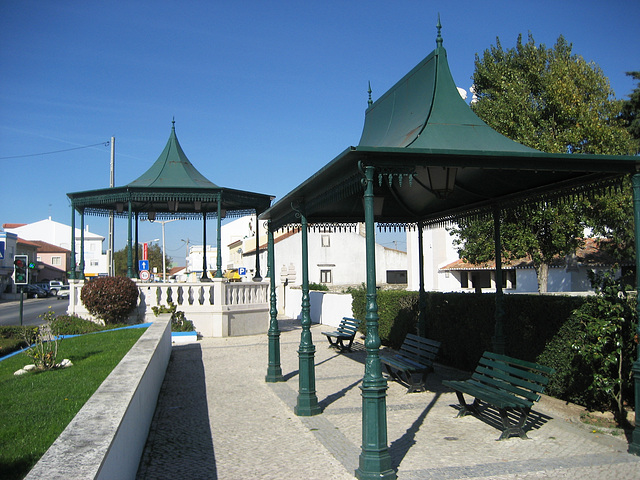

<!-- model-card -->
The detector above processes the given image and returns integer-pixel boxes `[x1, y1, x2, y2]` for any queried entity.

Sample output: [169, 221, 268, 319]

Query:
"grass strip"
[0, 327, 146, 480]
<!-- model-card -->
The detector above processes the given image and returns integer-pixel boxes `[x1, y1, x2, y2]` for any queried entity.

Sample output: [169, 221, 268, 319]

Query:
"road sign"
[139, 260, 149, 271]
[238, 267, 247, 276]
[139, 270, 150, 281]
[143, 243, 148, 260]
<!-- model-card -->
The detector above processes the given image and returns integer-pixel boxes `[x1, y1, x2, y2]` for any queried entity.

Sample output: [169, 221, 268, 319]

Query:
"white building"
[187, 215, 408, 288]
[407, 225, 623, 294]
[4, 218, 108, 277]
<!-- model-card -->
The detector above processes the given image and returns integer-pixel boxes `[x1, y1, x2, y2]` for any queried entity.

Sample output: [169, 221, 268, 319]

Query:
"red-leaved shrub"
[81, 276, 139, 324]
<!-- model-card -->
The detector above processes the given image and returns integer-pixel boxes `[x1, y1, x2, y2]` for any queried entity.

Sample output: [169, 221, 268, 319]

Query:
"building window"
[51, 256, 62, 266]
[90, 260, 99, 267]
[459, 271, 468, 288]
[320, 269, 332, 284]
[36, 256, 42, 262]
[321, 235, 330, 247]
[386, 270, 407, 284]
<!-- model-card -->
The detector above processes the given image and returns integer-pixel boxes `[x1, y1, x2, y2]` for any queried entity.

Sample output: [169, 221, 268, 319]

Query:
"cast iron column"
[201, 211, 210, 281]
[126, 199, 134, 278]
[355, 164, 395, 480]
[266, 222, 284, 382]
[79, 209, 85, 280]
[492, 205, 506, 354]
[134, 212, 139, 278]
[629, 174, 640, 456]
[215, 197, 223, 278]
[254, 211, 262, 281]
[70, 205, 76, 280]
[294, 205, 320, 416]
[417, 221, 426, 337]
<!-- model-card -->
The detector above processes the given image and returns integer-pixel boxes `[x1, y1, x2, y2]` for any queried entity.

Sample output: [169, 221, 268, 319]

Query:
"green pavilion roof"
[127, 121, 220, 189]
[261, 25, 639, 230]
[68, 123, 273, 219]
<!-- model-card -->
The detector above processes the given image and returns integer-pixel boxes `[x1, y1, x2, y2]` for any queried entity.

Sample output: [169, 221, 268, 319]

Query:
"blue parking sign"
[238, 267, 247, 276]
[139, 260, 149, 271]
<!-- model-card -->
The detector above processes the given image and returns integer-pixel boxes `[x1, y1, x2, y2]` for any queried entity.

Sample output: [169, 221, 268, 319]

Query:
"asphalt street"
[0, 297, 68, 327]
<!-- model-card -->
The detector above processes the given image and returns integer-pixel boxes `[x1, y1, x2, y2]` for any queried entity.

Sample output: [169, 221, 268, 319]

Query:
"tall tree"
[452, 34, 635, 292]
[113, 243, 171, 278]
[620, 71, 640, 151]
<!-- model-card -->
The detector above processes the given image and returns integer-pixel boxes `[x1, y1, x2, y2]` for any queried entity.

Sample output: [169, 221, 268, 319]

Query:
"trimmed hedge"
[351, 289, 585, 372]
[81, 276, 139, 324]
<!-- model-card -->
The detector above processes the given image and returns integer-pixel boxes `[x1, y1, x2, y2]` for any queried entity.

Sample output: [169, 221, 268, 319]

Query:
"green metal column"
[629, 174, 640, 456]
[417, 222, 426, 337]
[294, 206, 321, 416]
[355, 164, 395, 480]
[70, 204, 76, 280]
[126, 199, 134, 278]
[215, 196, 223, 278]
[266, 222, 284, 382]
[254, 211, 262, 281]
[492, 205, 506, 354]
[79, 209, 85, 280]
[134, 212, 139, 278]
[201, 211, 210, 282]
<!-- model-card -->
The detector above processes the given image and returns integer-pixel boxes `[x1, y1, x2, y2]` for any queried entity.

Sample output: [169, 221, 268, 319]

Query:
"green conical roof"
[358, 27, 536, 153]
[127, 122, 219, 189]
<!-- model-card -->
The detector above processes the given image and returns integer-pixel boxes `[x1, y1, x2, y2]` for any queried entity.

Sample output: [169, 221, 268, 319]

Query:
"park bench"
[321, 317, 361, 352]
[381, 334, 441, 393]
[442, 351, 555, 440]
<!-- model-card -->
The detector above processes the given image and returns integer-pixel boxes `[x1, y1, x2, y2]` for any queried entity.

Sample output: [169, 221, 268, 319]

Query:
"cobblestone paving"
[137, 322, 640, 479]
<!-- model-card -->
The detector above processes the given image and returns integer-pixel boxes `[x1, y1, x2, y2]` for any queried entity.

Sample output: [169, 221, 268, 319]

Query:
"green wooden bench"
[321, 317, 361, 352]
[381, 334, 441, 393]
[442, 351, 555, 440]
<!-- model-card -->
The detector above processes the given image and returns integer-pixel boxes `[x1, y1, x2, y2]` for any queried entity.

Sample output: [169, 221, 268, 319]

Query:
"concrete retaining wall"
[25, 316, 172, 480]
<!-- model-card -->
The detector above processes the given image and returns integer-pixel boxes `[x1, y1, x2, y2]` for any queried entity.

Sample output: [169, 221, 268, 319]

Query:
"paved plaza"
[137, 321, 640, 479]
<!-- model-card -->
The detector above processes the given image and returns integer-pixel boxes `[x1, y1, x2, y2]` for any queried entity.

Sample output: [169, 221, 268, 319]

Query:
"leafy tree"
[113, 243, 171, 278]
[452, 34, 635, 292]
[620, 71, 640, 150]
[571, 270, 637, 424]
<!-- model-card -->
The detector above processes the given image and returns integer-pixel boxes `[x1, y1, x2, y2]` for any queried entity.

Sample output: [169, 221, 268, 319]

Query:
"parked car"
[35, 283, 53, 296]
[49, 280, 63, 295]
[56, 285, 70, 300]
[18, 284, 49, 298]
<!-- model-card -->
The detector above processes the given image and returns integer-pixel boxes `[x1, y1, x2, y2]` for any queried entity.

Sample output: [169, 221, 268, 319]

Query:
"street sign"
[143, 243, 148, 261]
[139, 260, 149, 271]
[238, 267, 247, 276]
[140, 270, 150, 281]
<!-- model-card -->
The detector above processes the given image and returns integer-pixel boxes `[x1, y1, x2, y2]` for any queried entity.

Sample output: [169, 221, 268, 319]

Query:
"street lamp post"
[147, 218, 184, 282]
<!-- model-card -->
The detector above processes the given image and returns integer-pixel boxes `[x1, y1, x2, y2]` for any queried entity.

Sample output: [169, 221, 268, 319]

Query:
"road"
[0, 296, 69, 327]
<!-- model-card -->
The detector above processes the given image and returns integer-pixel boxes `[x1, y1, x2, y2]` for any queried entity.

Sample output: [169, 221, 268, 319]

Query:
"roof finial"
[436, 14, 443, 47]
[172, 117, 175, 130]
[367, 81, 373, 107]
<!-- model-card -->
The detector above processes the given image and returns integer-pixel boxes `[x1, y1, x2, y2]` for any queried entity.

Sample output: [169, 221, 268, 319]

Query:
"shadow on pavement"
[136, 344, 217, 479]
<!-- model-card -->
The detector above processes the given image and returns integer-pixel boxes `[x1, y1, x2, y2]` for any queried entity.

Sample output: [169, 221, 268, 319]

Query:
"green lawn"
[0, 327, 146, 480]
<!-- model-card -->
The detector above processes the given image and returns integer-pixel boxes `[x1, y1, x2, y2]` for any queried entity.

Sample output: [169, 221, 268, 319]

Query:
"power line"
[0, 141, 110, 160]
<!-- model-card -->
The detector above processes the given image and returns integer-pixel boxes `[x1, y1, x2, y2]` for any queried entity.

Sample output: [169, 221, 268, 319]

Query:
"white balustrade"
[67, 279, 270, 337]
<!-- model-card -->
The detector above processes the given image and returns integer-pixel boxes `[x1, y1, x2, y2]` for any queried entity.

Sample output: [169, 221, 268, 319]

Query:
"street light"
[148, 218, 185, 282]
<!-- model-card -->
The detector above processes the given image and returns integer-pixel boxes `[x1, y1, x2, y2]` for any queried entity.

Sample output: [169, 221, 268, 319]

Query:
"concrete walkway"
[136, 321, 640, 479]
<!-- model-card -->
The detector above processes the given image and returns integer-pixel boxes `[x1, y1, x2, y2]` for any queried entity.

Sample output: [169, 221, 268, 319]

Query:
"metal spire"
[436, 14, 443, 47]
[367, 81, 373, 107]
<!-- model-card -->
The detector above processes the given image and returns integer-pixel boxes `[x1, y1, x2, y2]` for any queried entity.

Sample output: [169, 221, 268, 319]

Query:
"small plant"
[81, 276, 139, 324]
[152, 302, 195, 332]
[21, 309, 61, 370]
[308, 282, 329, 291]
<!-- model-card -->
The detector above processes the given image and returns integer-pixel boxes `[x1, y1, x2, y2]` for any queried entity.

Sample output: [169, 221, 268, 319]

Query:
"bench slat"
[470, 373, 540, 403]
[483, 351, 555, 375]
[474, 367, 546, 397]
[478, 357, 551, 386]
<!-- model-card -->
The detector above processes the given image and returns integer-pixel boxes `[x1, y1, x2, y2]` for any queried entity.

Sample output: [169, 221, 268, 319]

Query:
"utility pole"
[108, 136, 115, 276]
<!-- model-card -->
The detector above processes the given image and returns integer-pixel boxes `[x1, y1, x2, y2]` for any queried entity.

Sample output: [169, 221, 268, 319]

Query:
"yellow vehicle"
[223, 269, 242, 282]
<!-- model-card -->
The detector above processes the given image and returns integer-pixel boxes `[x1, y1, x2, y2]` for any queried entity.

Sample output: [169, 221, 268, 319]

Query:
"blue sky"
[1, 1, 638, 263]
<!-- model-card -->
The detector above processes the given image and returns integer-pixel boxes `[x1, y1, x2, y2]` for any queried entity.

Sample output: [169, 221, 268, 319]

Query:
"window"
[90, 260, 99, 267]
[321, 235, 330, 247]
[37, 256, 42, 262]
[386, 270, 407, 284]
[51, 256, 62, 266]
[320, 269, 332, 284]
[459, 271, 468, 288]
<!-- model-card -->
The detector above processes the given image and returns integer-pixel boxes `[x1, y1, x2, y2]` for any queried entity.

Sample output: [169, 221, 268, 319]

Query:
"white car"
[50, 280, 63, 295]
[56, 285, 70, 299]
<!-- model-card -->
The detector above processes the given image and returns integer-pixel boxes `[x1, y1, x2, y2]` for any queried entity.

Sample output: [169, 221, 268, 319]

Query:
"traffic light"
[14, 255, 28, 285]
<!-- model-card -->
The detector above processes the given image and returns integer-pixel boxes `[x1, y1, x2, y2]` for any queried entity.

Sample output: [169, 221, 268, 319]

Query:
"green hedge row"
[351, 290, 584, 372]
